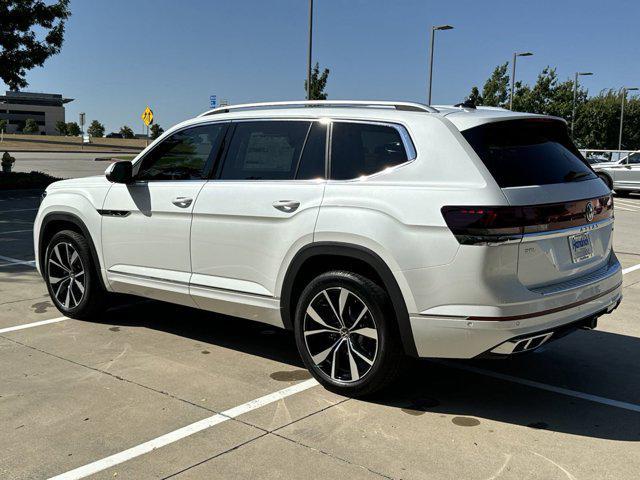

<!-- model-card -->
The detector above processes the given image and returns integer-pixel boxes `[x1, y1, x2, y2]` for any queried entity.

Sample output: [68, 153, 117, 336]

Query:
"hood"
[47, 175, 110, 191]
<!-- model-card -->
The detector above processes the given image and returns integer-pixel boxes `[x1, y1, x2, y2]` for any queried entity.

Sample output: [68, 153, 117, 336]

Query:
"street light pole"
[571, 72, 593, 139]
[619, 87, 639, 150]
[306, 0, 313, 101]
[510, 52, 533, 110]
[426, 24, 453, 105]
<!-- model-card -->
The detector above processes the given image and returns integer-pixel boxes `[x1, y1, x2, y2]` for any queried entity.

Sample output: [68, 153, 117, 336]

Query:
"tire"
[44, 230, 108, 319]
[597, 173, 613, 190]
[294, 270, 404, 397]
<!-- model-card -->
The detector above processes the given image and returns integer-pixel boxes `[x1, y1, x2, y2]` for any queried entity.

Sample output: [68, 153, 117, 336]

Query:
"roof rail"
[198, 100, 439, 117]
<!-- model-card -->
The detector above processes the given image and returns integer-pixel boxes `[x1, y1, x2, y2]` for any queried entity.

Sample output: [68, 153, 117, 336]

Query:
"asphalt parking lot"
[1, 189, 640, 480]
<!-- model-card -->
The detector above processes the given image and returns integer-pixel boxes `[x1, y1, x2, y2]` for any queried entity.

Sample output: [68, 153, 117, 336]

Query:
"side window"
[136, 123, 226, 181]
[330, 122, 409, 180]
[296, 122, 326, 179]
[220, 121, 311, 180]
[627, 153, 640, 165]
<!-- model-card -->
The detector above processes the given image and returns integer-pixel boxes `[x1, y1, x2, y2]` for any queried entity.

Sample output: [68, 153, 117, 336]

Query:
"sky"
[4, 0, 640, 133]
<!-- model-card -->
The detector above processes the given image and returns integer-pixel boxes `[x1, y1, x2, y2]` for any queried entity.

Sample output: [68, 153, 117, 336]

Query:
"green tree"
[480, 63, 510, 107]
[87, 120, 105, 138]
[55, 120, 67, 136]
[304, 62, 330, 100]
[23, 118, 39, 134]
[0, 119, 7, 134]
[120, 125, 135, 139]
[150, 123, 164, 139]
[0, 0, 71, 90]
[66, 121, 81, 136]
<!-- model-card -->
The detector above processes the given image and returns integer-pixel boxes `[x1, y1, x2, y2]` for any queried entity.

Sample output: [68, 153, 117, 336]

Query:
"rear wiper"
[564, 171, 592, 182]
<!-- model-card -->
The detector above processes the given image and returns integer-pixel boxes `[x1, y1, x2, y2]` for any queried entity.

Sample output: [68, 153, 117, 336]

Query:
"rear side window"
[220, 121, 310, 180]
[330, 122, 409, 180]
[462, 119, 596, 188]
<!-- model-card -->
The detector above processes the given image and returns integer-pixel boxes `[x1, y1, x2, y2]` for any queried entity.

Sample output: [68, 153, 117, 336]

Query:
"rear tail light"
[442, 195, 613, 245]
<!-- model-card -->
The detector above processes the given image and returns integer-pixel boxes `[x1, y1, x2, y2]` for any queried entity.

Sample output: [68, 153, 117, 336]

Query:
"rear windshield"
[461, 119, 596, 188]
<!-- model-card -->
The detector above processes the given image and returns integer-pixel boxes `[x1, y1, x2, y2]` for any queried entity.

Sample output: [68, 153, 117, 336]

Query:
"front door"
[190, 120, 327, 325]
[614, 152, 640, 190]
[101, 122, 227, 305]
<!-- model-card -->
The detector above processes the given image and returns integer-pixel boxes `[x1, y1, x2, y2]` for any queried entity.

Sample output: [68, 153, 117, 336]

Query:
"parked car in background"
[591, 151, 640, 195]
[106, 132, 123, 138]
[33, 101, 622, 396]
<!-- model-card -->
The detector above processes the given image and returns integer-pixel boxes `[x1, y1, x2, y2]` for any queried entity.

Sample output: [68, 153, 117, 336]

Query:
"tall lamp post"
[571, 72, 593, 139]
[426, 24, 454, 105]
[306, 0, 314, 100]
[619, 86, 639, 150]
[510, 51, 533, 110]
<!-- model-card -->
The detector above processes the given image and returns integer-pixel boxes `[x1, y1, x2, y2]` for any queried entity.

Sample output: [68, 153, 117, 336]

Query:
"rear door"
[462, 119, 613, 288]
[189, 119, 327, 324]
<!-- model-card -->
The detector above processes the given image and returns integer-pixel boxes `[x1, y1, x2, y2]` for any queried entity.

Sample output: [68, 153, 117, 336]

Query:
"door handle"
[172, 197, 193, 208]
[272, 200, 300, 213]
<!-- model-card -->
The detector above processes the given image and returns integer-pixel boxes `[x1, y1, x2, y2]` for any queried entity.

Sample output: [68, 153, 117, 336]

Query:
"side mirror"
[105, 161, 133, 183]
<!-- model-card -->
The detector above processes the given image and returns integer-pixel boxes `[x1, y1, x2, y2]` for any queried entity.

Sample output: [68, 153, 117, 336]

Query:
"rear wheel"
[44, 230, 107, 319]
[294, 271, 404, 397]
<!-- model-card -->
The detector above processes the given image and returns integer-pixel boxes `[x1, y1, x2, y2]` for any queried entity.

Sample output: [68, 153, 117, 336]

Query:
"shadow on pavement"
[92, 298, 640, 442]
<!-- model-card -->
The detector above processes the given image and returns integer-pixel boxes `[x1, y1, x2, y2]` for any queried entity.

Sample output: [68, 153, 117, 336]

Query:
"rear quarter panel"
[312, 116, 509, 314]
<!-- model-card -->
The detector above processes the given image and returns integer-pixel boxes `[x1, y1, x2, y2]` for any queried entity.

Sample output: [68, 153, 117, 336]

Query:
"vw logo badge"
[585, 201, 595, 222]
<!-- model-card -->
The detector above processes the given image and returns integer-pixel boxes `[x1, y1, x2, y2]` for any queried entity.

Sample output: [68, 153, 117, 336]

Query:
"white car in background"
[591, 151, 640, 195]
[33, 100, 622, 396]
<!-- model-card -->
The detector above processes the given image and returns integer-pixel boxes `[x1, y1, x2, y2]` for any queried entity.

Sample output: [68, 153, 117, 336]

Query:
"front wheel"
[294, 271, 404, 397]
[44, 230, 107, 319]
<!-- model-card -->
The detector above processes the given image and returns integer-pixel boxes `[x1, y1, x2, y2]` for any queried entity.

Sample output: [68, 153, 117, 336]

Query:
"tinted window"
[220, 121, 310, 180]
[331, 123, 408, 180]
[626, 152, 640, 165]
[296, 122, 326, 179]
[137, 124, 225, 181]
[462, 120, 596, 188]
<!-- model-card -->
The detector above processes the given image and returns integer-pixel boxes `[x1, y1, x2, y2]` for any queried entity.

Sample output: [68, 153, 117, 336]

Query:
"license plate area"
[568, 232, 594, 263]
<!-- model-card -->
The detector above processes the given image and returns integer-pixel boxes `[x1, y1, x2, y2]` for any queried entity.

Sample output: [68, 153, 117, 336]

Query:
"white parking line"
[48, 378, 319, 480]
[0, 254, 36, 267]
[0, 316, 67, 334]
[615, 200, 640, 210]
[615, 206, 637, 212]
[622, 262, 640, 275]
[435, 360, 640, 413]
[0, 229, 33, 235]
[0, 207, 39, 213]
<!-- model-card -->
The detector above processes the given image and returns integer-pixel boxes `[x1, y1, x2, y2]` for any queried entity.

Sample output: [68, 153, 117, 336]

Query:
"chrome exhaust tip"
[490, 332, 554, 355]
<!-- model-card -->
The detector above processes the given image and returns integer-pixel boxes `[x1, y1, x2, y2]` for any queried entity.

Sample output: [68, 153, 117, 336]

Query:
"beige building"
[0, 91, 73, 135]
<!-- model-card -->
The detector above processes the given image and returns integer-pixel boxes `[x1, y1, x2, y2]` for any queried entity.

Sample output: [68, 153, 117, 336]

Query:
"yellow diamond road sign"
[141, 106, 153, 126]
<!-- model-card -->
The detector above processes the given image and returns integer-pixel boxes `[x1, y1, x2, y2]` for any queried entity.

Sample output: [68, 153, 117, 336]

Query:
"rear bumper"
[409, 256, 623, 358]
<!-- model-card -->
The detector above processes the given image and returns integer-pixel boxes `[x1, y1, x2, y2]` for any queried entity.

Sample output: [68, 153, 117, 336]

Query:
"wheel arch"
[280, 242, 418, 357]
[39, 212, 107, 290]
[596, 171, 613, 190]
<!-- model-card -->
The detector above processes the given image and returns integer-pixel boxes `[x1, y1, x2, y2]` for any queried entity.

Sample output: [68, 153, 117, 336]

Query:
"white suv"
[34, 100, 623, 396]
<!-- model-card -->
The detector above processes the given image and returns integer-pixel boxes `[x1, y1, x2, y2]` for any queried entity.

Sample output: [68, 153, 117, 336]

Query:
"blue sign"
[210, 95, 217, 108]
